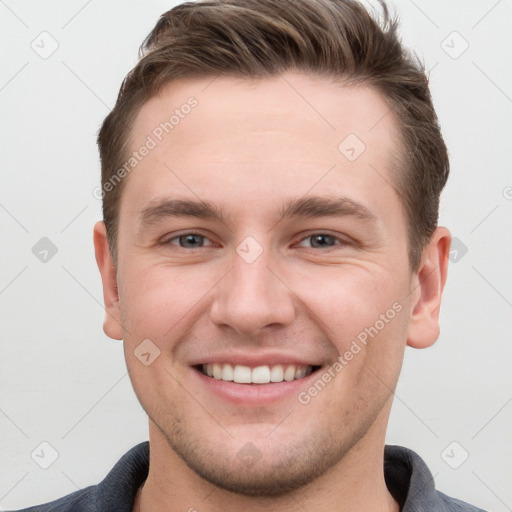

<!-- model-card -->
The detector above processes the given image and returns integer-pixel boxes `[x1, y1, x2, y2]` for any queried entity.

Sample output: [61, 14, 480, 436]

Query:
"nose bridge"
[210, 246, 295, 335]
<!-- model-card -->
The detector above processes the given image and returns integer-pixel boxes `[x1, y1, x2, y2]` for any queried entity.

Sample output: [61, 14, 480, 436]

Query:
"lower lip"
[191, 367, 321, 406]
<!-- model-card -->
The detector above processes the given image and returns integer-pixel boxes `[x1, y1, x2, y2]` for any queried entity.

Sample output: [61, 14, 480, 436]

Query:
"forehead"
[132, 72, 398, 158]
[122, 72, 402, 222]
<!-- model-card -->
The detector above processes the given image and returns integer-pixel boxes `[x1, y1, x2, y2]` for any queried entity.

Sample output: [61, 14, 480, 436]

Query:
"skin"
[94, 71, 450, 511]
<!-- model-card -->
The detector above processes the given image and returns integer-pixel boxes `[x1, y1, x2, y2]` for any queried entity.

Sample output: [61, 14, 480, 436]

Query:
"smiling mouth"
[196, 363, 322, 384]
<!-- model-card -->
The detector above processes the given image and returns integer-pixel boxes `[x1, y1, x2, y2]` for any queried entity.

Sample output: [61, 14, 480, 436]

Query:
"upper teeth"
[202, 363, 312, 384]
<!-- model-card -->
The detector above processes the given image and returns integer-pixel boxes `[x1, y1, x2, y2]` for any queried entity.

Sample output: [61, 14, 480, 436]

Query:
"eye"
[164, 233, 213, 248]
[297, 233, 344, 249]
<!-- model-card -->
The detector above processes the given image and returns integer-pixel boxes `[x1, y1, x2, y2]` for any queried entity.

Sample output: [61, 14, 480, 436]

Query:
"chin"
[158, 419, 358, 497]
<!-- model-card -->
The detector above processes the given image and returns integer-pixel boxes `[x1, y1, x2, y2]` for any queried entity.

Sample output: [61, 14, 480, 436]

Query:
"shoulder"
[7, 442, 149, 512]
[6, 486, 98, 512]
[384, 445, 488, 512]
[437, 490, 489, 512]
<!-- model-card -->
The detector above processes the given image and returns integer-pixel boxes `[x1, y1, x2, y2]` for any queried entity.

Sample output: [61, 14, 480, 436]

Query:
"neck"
[134, 409, 399, 512]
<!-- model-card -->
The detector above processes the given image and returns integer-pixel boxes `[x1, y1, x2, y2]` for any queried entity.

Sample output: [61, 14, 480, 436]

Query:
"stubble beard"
[149, 393, 390, 498]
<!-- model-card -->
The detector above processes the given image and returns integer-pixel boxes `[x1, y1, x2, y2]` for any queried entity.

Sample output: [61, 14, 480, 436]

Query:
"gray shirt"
[10, 442, 487, 511]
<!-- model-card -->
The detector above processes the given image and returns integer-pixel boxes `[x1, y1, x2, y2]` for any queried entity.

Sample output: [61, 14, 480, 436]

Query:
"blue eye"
[162, 232, 345, 250]
[169, 234, 208, 248]
[298, 234, 340, 248]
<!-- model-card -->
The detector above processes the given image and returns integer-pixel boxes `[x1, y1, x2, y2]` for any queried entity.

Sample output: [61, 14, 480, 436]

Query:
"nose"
[209, 248, 296, 337]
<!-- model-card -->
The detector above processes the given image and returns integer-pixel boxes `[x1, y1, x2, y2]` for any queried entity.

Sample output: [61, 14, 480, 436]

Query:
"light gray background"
[1, 0, 511, 510]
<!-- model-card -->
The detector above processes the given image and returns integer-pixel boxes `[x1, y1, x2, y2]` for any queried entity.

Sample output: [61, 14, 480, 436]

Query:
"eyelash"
[160, 232, 350, 250]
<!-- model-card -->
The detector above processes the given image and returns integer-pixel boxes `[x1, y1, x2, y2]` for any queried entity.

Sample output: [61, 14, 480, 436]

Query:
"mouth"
[196, 363, 322, 384]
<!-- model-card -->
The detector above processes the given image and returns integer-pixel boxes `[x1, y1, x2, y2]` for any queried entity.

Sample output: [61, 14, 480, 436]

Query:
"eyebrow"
[138, 195, 377, 228]
[279, 196, 377, 222]
[139, 199, 228, 227]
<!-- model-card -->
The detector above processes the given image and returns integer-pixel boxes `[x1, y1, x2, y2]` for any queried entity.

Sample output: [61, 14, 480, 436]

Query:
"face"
[97, 72, 433, 496]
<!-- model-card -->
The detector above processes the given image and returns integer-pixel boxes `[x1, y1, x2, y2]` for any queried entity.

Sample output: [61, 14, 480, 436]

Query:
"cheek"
[118, 259, 221, 343]
[286, 263, 409, 388]
[124, 350, 185, 429]
[288, 263, 406, 343]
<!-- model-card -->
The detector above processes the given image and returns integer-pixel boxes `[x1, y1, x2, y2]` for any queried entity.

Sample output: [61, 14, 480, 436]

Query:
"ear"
[93, 221, 123, 340]
[406, 227, 451, 349]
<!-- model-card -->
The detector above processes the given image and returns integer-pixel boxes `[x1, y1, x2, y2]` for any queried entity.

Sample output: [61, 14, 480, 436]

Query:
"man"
[12, 0, 486, 510]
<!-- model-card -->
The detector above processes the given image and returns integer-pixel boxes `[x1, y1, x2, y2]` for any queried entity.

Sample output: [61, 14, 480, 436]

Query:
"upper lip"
[189, 350, 325, 368]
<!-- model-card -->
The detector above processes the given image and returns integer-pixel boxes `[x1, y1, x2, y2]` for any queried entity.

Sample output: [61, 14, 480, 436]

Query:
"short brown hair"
[97, 0, 449, 271]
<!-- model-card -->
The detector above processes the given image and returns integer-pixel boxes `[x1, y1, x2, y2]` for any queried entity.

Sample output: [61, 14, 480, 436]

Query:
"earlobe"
[406, 227, 451, 349]
[93, 221, 123, 340]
